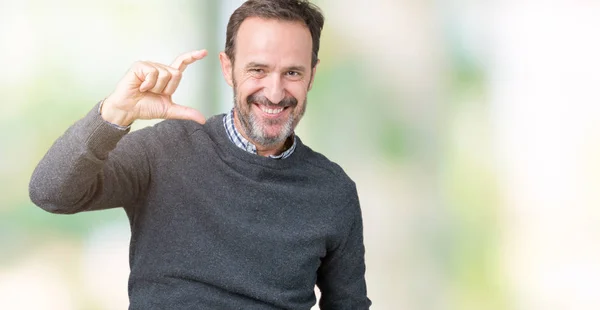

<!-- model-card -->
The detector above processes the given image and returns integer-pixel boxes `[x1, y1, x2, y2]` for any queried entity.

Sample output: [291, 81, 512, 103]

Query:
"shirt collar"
[223, 108, 296, 159]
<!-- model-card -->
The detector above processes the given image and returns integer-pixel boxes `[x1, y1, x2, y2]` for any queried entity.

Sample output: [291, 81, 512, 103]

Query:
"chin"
[252, 129, 289, 147]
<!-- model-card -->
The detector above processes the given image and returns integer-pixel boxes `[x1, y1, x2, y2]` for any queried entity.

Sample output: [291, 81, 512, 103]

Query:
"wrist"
[99, 98, 134, 127]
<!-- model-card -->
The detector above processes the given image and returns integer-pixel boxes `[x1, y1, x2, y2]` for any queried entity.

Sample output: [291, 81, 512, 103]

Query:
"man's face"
[220, 17, 317, 149]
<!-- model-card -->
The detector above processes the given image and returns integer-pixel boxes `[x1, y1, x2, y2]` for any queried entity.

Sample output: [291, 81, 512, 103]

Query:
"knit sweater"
[29, 104, 371, 310]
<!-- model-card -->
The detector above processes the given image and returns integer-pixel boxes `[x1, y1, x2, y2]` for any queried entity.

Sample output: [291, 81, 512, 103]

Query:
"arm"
[29, 102, 150, 214]
[29, 50, 209, 214]
[317, 194, 372, 309]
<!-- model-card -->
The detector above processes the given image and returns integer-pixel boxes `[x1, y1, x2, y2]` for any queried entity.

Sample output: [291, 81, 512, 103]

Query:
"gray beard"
[231, 76, 306, 149]
[235, 102, 295, 148]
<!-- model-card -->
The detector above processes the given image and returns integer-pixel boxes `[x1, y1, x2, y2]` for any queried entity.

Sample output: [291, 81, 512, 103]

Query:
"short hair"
[225, 0, 325, 68]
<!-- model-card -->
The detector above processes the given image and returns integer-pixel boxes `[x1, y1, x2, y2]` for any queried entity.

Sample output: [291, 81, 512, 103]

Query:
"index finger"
[170, 49, 208, 72]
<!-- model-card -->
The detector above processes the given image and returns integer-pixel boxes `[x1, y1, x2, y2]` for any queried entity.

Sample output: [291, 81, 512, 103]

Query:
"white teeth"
[259, 106, 284, 114]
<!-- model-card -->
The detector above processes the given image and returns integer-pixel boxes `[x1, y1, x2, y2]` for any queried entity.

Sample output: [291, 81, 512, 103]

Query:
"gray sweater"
[29, 104, 371, 309]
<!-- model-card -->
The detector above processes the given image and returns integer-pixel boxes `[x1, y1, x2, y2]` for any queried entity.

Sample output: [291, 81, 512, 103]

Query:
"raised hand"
[101, 50, 208, 126]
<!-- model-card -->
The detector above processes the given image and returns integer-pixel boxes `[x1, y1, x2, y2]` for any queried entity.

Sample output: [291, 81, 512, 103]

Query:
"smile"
[258, 105, 285, 115]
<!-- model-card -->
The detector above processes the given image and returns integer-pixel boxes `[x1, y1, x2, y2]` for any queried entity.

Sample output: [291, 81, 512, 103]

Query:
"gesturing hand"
[101, 50, 208, 126]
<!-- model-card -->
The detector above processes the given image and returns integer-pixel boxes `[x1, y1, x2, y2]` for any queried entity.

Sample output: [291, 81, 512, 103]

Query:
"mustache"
[247, 93, 298, 108]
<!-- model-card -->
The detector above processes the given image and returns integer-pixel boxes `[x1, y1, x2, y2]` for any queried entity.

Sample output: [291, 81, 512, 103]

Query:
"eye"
[285, 71, 302, 80]
[248, 68, 267, 78]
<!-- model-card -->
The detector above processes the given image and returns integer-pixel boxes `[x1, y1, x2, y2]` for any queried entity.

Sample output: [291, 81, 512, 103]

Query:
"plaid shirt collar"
[223, 108, 296, 159]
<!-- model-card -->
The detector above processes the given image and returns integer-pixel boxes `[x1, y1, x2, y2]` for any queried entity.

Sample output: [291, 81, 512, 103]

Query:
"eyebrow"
[285, 65, 307, 73]
[245, 62, 269, 69]
[245, 62, 307, 73]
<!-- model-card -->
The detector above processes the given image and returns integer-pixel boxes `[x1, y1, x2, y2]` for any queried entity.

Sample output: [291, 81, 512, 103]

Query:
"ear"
[308, 59, 320, 91]
[219, 52, 234, 87]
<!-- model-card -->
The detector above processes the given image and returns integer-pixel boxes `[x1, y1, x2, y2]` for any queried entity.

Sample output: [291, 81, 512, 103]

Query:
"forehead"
[234, 17, 313, 66]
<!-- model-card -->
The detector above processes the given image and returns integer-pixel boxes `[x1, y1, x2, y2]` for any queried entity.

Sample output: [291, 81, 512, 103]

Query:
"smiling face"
[220, 17, 318, 156]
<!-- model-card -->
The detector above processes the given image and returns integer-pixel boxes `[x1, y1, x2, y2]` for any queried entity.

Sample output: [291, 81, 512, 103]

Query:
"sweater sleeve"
[29, 102, 152, 214]
[316, 191, 372, 309]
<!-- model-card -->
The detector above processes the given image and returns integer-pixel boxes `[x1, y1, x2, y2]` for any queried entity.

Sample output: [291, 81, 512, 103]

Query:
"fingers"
[137, 62, 183, 95]
[135, 50, 206, 95]
[165, 103, 206, 124]
[170, 49, 208, 72]
[124, 51, 207, 124]
[162, 70, 182, 95]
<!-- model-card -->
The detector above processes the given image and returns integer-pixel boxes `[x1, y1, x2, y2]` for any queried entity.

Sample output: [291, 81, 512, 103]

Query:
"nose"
[264, 74, 285, 104]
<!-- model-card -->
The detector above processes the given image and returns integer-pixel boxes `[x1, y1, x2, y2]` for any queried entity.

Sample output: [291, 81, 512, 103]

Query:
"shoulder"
[295, 144, 364, 245]
[153, 118, 207, 137]
[130, 117, 214, 145]
[294, 140, 358, 197]
[296, 140, 351, 177]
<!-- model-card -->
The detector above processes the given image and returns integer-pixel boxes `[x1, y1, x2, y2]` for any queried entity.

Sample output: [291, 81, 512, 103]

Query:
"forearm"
[29, 102, 141, 214]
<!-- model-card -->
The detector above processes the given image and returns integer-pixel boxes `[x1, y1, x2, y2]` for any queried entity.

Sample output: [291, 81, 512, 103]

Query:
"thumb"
[165, 104, 206, 124]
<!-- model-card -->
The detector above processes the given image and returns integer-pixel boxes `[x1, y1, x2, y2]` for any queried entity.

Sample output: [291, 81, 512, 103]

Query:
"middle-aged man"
[29, 0, 371, 309]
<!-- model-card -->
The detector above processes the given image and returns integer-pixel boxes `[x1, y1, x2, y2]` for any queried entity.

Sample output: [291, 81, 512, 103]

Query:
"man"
[29, 0, 371, 309]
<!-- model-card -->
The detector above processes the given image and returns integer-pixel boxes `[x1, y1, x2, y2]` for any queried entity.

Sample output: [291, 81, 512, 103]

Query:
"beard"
[233, 80, 306, 148]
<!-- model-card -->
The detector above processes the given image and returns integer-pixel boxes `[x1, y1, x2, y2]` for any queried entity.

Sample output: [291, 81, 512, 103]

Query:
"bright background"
[1, 0, 600, 309]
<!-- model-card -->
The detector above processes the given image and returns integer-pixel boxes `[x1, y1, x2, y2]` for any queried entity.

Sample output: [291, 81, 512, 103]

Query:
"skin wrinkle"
[220, 17, 317, 157]
[234, 82, 302, 148]
[29, 1, 371, 308]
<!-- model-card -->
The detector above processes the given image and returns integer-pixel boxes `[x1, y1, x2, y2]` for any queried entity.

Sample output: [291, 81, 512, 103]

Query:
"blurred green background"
[2, 0, 600, 309]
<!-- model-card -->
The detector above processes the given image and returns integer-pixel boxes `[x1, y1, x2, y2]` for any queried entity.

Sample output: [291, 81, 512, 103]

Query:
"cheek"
[236, 79, 263, 98]
[288, 85, 308, 103]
